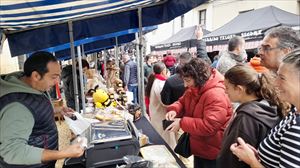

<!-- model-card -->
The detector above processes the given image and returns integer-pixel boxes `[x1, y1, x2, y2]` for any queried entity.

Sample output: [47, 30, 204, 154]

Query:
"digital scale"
[64, 120, 140, 168]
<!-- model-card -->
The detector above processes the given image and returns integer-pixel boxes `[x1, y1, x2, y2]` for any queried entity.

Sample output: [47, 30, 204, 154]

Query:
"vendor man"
[0, 51, 84, 168]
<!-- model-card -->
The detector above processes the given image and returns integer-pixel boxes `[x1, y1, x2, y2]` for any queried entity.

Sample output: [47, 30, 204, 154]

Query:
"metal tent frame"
[1, 0, 207, 114]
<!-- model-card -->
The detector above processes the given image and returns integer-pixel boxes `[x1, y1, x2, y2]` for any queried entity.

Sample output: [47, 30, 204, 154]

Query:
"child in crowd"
[230, 49, 300, 168]
[217, 64, 287, 168]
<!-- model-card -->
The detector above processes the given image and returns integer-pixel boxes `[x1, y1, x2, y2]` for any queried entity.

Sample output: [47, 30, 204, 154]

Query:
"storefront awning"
[203, 6, 300, 48]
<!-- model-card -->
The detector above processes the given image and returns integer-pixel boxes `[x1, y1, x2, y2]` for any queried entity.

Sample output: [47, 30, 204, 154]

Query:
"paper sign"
[64, 112, 90, 135]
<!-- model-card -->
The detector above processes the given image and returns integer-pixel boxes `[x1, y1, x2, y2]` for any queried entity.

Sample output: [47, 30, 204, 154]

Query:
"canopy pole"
[77, 46, 86, 113]
[94, 53, 98, 74]
[137, 8, 146, 115]
[115, 37, 119, 68]
[135, 32, 141, 105]
[81, 45, 86, 59]
[103, 50, 107, 81]
[68, 21, 80, 113]
[0, 33, 6, 54]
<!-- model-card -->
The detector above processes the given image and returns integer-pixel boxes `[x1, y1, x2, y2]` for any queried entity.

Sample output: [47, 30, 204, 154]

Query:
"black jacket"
[217, 100, 282, 168]
[196, 40, 212, 64]
[160, 74, 185, 105]
[61, 65, 83, 110]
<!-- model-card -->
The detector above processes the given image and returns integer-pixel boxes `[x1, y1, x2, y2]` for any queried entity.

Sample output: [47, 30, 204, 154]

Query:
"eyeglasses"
[257, 46, 281, 53]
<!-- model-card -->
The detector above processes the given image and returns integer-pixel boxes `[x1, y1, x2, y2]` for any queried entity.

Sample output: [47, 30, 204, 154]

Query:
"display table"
[63, 116, 186, 168]
[135, 117, 186, 168]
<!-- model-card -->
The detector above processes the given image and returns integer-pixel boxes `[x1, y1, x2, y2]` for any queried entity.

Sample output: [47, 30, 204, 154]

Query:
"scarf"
[145, 74, 167, 118]
[154, 74, 167, 81]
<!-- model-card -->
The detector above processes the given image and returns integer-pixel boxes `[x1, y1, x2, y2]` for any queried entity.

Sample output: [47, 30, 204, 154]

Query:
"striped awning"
[50, 25, 157, 60]
[0, 0, 207, 56]
[0, 0, 156, 32]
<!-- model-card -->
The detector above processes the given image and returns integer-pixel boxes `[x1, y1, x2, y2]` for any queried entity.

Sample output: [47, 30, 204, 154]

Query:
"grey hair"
[179, 52, 192, 62]
[265, 26, 300, 49]
[282, 47, 300, 71]
[228, 36, 245, 51]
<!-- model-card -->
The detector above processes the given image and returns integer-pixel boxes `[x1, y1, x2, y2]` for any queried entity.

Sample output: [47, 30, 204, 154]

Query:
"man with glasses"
[258, 26, 300, 72]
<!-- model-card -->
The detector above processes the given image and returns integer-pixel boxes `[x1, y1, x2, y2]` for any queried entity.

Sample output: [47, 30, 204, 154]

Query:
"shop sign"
[204, 34, 236, 42]
[241, 30, 263, 38]
[153, 42, 182, 50]
[219, 34, 235, 40]
[204, 30, 263, 43]
[203, 36, 219, 42]
[172, 42, 181, 47]
[154, 43, 170, 49]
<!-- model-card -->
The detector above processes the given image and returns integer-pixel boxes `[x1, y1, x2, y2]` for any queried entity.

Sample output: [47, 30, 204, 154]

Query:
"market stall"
[55, 84, 184, 167]
[151, 25, 210, 55]
[62, 116, 186, 168]
[51, 80, 186, 167]
[203, 6, 300, 52]
[1, 0, 207, 114]
[1, 1, 207, 167]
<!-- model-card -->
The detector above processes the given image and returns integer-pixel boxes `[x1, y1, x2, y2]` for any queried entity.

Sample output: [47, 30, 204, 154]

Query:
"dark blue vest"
[0, 93, 58, 168]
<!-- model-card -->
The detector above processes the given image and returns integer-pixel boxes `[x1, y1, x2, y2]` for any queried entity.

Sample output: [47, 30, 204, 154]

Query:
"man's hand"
[61, 143, 85, 158]
[195, 25, 203, 40]
[60, 106, 75, 117]
[42, 142, 84, 162]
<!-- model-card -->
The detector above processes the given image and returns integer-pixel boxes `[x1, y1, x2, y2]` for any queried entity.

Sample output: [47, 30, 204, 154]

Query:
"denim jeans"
[128, 85, 138, 104]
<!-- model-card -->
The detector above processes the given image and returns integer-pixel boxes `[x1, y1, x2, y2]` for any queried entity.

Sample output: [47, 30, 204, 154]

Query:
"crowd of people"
[145, 26, 300, 168]
[0, 25, 299, 168]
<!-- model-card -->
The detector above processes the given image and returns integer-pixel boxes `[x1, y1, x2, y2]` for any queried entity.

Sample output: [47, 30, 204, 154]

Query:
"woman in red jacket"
[166, 58, 232, 168]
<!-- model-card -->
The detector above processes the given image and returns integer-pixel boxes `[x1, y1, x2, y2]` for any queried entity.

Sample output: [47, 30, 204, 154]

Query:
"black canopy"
[203, 6, 300, 46]
[151, 25, 210, 51]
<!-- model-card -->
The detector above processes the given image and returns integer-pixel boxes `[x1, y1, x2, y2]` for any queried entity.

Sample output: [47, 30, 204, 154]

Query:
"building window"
[199, 9, 206, 27]
[181, 15, 184, 28]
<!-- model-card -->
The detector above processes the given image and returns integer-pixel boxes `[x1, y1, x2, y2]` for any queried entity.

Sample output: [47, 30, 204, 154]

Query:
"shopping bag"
[174, 132, 191, 158]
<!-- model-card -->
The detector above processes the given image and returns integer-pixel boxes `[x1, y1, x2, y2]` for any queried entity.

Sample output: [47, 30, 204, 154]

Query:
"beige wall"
[0, 39, 19, 74]
[211, 0, 300, 30]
